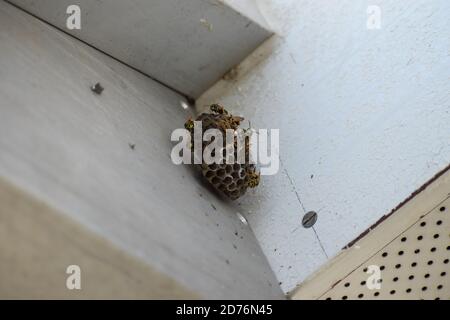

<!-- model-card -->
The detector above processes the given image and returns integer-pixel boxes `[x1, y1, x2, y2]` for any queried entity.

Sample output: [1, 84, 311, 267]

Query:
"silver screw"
[236, 212, 248, 226]
[302, 211, 317, 228]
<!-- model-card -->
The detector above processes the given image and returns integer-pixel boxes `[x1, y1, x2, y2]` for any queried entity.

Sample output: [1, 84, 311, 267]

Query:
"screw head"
[236, 212, 248, 226]
[302, 211, 317, 228]
[91, 82, 104, 95]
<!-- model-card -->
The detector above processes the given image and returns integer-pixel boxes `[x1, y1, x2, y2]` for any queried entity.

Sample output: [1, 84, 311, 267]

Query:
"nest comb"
[185, 104, 260, 200]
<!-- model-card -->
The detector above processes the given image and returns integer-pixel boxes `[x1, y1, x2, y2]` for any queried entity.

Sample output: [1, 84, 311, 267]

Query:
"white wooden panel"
[0, 178, 198, 299]
[292, 168, 450, 300]
[0, 2, 283, 299]
[8, 0, 272, 98]
[197, 0, 450, 293]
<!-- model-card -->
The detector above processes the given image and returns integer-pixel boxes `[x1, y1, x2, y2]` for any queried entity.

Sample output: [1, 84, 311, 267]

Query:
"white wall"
[198, 0, 450, 293]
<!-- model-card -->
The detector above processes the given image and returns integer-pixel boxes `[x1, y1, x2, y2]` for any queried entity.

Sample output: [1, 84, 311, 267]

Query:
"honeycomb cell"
[217, 169, 226, 177]
[223, 176, 232, 184]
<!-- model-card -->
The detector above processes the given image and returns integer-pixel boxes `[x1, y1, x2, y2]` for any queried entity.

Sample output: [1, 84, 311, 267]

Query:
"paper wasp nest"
[185, 104, 260, 200]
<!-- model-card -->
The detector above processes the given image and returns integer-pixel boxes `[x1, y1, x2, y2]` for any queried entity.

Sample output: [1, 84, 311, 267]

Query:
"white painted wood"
[0, 2, 283, 299]
[0, 177, 199, 299]
[223, 0, 271, 30]
[197, 0, 450, 293]
[292, 169, 450, 300]
[8, 0, 272, 98]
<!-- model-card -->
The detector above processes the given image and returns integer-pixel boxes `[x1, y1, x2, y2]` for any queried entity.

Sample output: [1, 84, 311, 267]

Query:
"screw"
[91, 82, 104, 94]
[236, 212, 248, 226]
[302, 211, 317, 228]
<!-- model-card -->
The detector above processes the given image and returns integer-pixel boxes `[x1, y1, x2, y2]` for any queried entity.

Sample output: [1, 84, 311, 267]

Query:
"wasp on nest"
[185, 104, 260, 200]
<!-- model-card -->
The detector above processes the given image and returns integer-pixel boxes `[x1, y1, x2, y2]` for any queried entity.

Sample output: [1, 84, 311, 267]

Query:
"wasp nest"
[185, 104, 260, 200]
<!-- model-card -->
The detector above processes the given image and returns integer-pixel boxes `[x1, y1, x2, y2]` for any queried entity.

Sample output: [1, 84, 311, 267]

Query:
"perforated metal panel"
[292, 168, 450, 300]
[322, 199, 449, 300]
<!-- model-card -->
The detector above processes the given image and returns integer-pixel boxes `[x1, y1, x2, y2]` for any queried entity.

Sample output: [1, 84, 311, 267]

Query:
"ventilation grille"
[321, 198, 449, 300]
